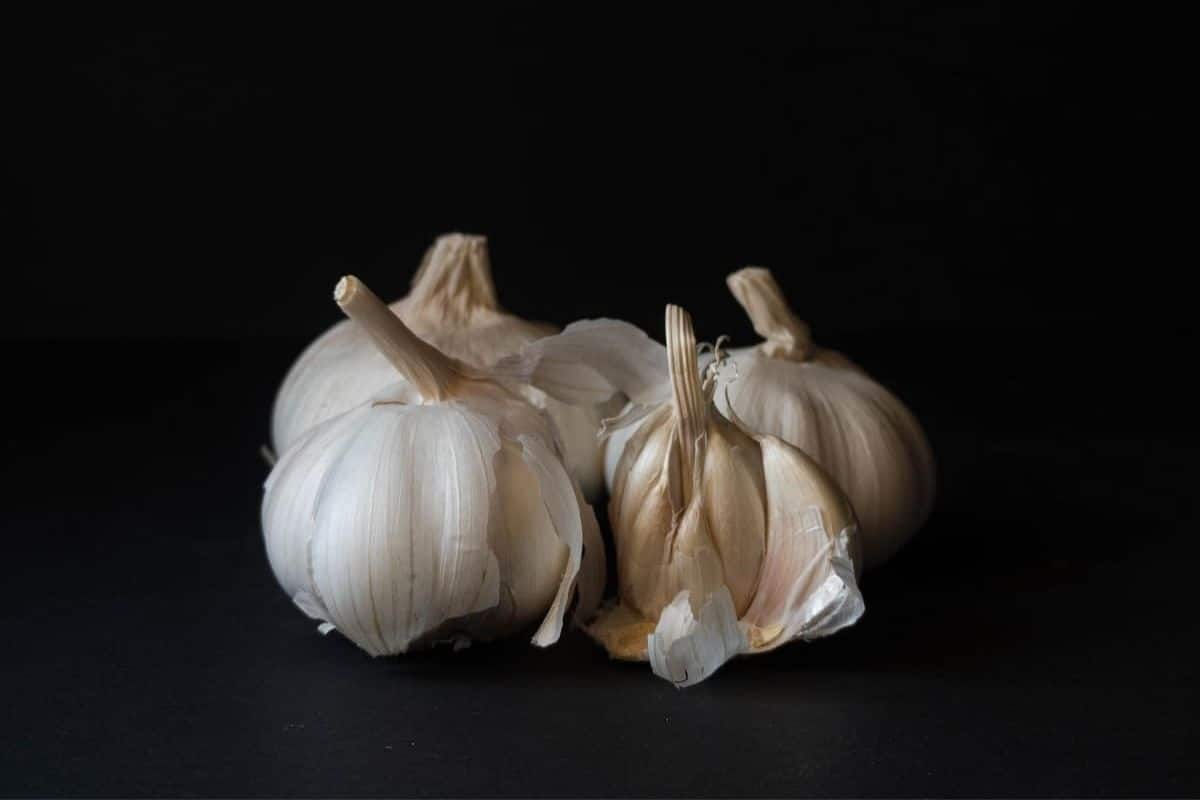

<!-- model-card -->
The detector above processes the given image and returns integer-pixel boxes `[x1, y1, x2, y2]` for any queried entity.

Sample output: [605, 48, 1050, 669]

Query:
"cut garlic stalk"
[504, 306, 864, 685]
[262, 276, 605, 655]
[717, 267, 936, 569]
[271, 233, 606, 498]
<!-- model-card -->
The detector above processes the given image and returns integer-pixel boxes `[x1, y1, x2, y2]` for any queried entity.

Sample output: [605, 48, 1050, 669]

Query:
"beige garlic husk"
[270, 233, 606, 499]
[503, 307, 864, 685]
[262, 276, 605, 655]
[713, 268, 936, 569]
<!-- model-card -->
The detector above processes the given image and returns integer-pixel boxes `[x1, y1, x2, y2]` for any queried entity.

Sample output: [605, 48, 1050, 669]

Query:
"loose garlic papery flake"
[715, 268, 936, 569]
[503, 306, 864, 685]
[271, 233, 606, 499]
[262, 276, 605, 655]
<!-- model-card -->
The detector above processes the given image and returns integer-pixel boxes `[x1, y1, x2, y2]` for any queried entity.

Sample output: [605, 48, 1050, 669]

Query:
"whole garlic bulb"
[504, 307, 864, 685]
[262, 276, 605, 655]
[716, 268, 936, 569]
[271, 233, 606, 499]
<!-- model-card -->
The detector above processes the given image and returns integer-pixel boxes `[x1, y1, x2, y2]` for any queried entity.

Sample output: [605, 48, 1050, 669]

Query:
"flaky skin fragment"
[505, 305, 863, 686]
[262, 276, 604, 656]
[271, 233, 606, 499]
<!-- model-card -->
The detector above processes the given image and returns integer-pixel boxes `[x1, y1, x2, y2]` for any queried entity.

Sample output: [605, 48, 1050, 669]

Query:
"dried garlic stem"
[405, 233, 499, 317]
[334, 275, 458, 402]
[727, 267, 813, 361]
[666, 305, 705, 495]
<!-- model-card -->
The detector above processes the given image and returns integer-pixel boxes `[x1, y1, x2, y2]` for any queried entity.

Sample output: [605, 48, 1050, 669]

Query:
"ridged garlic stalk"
[262, 276, 605, 655]
[271, 233, 606, 498]
[504, 307, 864, 685]
[716, 268, 936, 569]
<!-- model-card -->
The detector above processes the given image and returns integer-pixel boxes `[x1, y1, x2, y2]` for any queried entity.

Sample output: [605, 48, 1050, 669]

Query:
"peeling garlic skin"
[591, 306, 864, 684]
[697, 414, 769, 610]
[608, 404, 677, 616]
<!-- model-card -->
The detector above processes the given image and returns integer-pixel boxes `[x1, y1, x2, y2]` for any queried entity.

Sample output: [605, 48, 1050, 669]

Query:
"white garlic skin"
[270, 234, 606, 499]
[264, 387, 573, 653]
[716, 348, 934, 570]
[263, 275, 604, 655]
[602, 401, 639, 491]
[717, 267, 936, 570]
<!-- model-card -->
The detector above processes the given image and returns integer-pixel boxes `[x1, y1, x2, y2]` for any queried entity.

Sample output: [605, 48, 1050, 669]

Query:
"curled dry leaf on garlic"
[271, 233, 606, 499]
[262, 276, 605, 656]
[502, 305, 864, 686]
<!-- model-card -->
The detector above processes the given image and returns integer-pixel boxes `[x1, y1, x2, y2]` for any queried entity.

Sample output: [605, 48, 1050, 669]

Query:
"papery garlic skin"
[270, 233, 606, 499]
[715, 268, 936, 569]
[507, 306, 864, 685]
[263, 276, 604, 655]
[496, 317, 672, 497]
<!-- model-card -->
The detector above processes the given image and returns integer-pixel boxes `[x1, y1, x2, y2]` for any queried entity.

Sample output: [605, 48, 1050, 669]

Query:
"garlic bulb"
[262, 276, 605, 655]
[715, 267, 936, 569]
[504, 307, 864, 685]
[271, 233, 606, 499]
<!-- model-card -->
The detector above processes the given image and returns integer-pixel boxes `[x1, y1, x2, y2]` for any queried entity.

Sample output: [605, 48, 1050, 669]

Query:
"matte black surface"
[2, 331, 1196, 797]
[3, 7, 1192, 797]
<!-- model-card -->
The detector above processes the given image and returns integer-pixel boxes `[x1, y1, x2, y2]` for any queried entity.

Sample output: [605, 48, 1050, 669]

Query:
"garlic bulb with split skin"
[262, 276, 605, 655]
[715, 267, 936, 569]
[504, 306, 864, 686]
[270, 233, 606, 499]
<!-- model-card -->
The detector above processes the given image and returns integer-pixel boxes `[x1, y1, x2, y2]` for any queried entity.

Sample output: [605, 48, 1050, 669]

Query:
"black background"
[2, 7, 1194, 798]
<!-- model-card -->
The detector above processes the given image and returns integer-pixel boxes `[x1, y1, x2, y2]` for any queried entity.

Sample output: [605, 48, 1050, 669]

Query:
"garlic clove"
[698, 417, 768, 613]
[308, 403, 507, 655]
[741, 437, 863, 648]
[262, 408, 367, 626]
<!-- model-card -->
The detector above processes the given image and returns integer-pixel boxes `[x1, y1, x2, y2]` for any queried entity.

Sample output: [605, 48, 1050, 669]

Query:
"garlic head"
[262, 276, 605, 655]
[718, 267, 936, 569]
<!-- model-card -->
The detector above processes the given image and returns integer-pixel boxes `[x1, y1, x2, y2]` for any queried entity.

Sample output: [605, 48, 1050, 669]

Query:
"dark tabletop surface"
[2, 4, 1188, 794]
[2, 327, 1195, 798]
